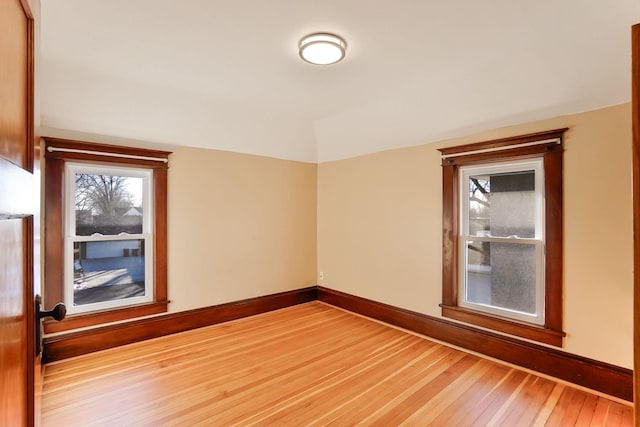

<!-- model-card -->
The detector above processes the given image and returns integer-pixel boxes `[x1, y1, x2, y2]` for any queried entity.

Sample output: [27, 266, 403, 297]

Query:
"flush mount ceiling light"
[299, 33, 347, 65]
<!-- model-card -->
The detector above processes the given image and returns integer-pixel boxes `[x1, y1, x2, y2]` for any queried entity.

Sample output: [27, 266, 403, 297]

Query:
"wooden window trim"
[438, 129, 567, 347]
[43, 137, 170, 333]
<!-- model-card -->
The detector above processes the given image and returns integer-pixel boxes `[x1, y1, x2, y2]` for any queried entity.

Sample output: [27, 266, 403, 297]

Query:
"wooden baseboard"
[316, 286, 632, 402]
[43, 285, 632, 402]
[43, 287, 317, 363]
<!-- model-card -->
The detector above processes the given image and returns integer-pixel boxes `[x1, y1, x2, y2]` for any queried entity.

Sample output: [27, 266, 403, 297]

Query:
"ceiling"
[40, 1, 640, 163]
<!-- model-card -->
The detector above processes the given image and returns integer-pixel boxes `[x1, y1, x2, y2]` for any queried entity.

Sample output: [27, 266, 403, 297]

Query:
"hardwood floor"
[42, 302, 632, 426]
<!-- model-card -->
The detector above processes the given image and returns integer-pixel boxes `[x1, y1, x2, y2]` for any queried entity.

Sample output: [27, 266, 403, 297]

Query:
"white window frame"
[458, 158, 545, 325]
[64, 162, 154, 314]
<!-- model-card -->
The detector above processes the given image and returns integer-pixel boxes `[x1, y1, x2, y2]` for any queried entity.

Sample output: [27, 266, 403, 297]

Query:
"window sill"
[44, 300, 169, 334]
[440, 304, 565, 347]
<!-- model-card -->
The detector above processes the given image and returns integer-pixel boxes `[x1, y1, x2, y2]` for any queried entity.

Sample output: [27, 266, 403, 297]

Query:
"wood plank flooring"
[42, 302, 632, 426]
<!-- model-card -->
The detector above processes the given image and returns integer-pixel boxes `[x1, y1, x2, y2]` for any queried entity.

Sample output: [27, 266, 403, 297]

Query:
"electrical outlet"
[319, 271, 324, 280]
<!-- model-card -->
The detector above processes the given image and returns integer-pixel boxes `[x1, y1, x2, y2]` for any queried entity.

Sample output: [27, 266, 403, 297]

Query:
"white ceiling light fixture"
[299, 33, 347, 65]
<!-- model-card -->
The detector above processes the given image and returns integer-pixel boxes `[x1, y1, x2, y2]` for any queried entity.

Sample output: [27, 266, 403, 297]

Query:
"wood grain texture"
[632, 22, 640, 425]
[0, 0, 31, 170]
[318, 286, 632, 402]
[441, 162, 458, 306]
[44, 301, 168, 334]
[42, 137, 170, 332]
[41, 302, 632, 426]
[543, 145, 564, 332]
[0, 0, 37, 424]
[438, 128, 568, 159]
[42, 137, 170, 168]
[439, 130, 566, 346]
[0, 219, 29, 426]
[43, 155, 64, 307]
[43, 287, 317, 363]
[441, 304, 565, 346]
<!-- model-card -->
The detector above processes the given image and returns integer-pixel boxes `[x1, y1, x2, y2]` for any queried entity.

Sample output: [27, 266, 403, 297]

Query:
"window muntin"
[458, 159, 545, 325]
[64, 163, 154, 314]
[439, 129, 565, 346]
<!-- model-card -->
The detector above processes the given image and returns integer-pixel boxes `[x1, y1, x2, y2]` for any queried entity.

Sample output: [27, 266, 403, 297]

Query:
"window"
[460, 159, 545, 324]
[44, 138, 170, 332]
[439, 129, 566, 346]
[65, 164, 154, 314]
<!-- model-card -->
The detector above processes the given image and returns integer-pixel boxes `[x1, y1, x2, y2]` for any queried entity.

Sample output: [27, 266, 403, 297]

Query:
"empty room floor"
[41, 302, 632, 426]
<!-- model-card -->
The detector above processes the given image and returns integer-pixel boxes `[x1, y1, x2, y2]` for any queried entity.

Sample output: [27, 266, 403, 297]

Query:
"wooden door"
[633, 22, 640, 427]
[0, 0, 38, 425]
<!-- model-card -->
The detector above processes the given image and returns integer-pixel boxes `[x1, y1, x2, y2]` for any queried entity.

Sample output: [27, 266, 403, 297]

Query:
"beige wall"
[168, 147, 317, 313]
[317, 103, 633, 368]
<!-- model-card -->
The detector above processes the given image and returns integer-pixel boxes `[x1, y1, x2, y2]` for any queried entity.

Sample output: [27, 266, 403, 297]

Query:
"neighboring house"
[123, 207, 142, 216]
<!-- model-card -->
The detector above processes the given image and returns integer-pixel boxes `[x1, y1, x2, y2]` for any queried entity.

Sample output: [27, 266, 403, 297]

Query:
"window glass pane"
[464, 240, 537, 315]
[75, 173, 143, 236]
[73, 239, 146, 306]
[468, 170, 535, 238]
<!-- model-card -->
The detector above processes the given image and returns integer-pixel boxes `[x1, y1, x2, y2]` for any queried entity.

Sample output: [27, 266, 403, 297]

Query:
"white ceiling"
[40, 0, 640, 163]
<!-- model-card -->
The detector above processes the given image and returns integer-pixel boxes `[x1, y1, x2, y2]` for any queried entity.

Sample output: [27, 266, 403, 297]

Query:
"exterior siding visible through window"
[438, 129, 566, 347]
[458, 159, 545, 325]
